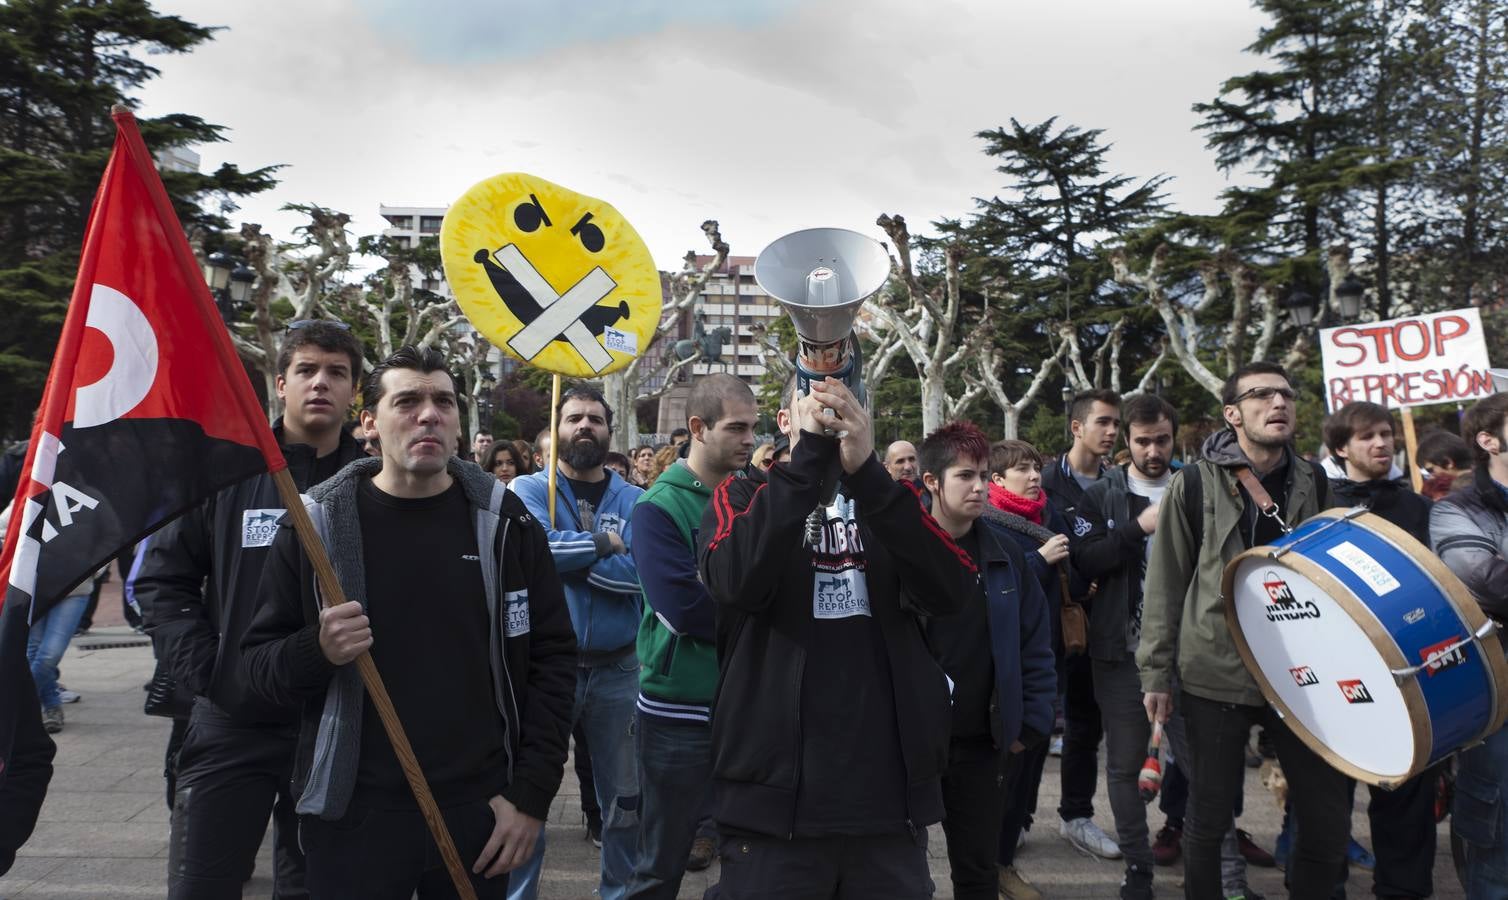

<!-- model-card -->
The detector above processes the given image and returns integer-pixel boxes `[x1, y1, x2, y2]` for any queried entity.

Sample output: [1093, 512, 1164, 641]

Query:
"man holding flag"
[134, 318, 366, 898]
[0, 108, 289, 872]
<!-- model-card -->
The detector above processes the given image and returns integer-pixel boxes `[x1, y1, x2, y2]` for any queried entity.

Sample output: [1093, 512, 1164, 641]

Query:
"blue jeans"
[26, 594, 88, 710]
[626, 711, 712, 899]
[508, 655, 641, 900]
[1455, 724, 1508, 895]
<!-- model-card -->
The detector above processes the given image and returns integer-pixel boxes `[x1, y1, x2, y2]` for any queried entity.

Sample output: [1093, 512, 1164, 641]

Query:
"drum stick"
[1138, 720, 1164, 803]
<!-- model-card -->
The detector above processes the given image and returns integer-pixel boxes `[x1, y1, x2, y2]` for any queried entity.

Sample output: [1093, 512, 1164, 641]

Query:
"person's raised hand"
[809, 379, 874, 475]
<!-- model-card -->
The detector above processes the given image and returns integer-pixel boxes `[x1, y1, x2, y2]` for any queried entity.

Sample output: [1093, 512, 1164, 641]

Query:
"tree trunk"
[920, 370, 946, 436]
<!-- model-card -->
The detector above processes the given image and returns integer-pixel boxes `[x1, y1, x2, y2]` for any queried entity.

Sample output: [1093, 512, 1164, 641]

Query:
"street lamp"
[202, 251, 233, 293]
[229, 264, 256, 306]
[1283, 289, 1316, 327]
[1335, 274, 1365, 320]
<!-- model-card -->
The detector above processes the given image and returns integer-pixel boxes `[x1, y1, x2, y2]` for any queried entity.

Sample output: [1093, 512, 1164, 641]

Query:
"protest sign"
[1319, 308, 1496, 412]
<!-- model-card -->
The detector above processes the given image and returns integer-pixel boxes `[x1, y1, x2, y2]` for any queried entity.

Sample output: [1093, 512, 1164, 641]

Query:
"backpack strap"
[1182, 462, 1204, 557]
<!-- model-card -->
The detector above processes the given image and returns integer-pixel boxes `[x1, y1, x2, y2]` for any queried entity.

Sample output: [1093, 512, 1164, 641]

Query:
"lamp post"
[1335, 274, 1365, 321]
[1061, 383, 1074, 444]
[1282, 289, 1316, 328]
[478, 369, 498, 429]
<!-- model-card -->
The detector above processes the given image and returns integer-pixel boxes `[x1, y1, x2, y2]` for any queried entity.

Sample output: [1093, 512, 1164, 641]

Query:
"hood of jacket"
[1200, 428, 1295, 472]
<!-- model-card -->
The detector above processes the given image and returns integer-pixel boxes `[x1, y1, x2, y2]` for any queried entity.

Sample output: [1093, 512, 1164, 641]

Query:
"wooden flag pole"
[271, 469, 478, 900]
[1401, 407, 1424, 493]
[547, 374, 561, 527]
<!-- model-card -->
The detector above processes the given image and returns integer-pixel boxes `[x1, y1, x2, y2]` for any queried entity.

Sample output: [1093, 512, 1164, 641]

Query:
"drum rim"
[1351, 507, 1508, 742]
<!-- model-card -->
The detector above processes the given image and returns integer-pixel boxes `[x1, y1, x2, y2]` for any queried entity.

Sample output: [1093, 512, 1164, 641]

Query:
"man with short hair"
[138, 320, 368, 899]
[627, 374, 757, 899]
[511, 385, 644, 900]
[1044, 388, 1121, 860]
[697, 376, 973, 898]
[669, 427, 690, 450]
[1319, 401, 1435, 897]
[240, 344, 577, 897]
[920, 422, 1056, 900]
[884, 440, 920, 483]
[1139, 361, 1348, 900]
[473, 430, 494, 461]
[1432, 393, 1508, 894]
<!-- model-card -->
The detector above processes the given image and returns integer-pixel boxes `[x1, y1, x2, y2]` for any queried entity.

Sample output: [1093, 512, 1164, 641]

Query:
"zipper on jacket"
[657, 633, 679, 677]
[788, 651, 805, 840]
[496, 520, 521, 783]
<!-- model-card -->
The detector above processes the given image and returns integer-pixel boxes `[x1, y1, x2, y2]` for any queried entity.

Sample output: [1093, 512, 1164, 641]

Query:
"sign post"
[1319, 307, 1497, 486]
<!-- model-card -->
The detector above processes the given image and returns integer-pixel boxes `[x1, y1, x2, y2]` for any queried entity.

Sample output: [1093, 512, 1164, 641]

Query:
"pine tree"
[0, 0, 278, 438]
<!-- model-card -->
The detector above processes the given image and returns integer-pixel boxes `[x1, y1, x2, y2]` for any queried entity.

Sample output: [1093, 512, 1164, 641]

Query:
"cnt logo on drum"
[1419, 637, 1468, 677]
[1261, 571, 1321, 622]
[1289, 665, 1319, 687]
[1338, 679, 1374, 704]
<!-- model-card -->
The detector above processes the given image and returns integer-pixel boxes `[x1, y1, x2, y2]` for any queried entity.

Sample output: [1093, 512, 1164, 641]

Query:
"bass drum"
[1222, 507, 1508, 788]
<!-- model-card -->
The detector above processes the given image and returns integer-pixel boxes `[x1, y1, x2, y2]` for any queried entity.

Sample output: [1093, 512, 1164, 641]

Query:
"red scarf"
[989, 482, 1047, 524]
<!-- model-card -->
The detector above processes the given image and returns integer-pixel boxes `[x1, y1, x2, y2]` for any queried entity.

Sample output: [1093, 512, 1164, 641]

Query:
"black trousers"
[715, 830, 932, 900]
[301, 799, 510, 899]
[940, 745, 1008, 900]
[999, 735, 1049, 866]
[1058, 653, 1102, 821]
[1181, 691, 1349, 900]
[1365, 767, 1439, 899]
[167, 700, 305, 900]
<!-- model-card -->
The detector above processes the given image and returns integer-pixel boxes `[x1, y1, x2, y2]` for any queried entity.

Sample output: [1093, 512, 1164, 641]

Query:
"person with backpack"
[1138, 361, 1346, 900]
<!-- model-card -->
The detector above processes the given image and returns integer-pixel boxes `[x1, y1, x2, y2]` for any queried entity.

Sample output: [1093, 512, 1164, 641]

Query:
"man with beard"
[138, 321, 367, 898]
[1319, 401, 1435, 898]
[1139, 361, 1346, 900]
[884, 440, 919, 483]
[510, 385, 644, 900]
[1432, 393, 1508, 894]
[1044, 389, 1121, 861]
[627, 374, 757, 898]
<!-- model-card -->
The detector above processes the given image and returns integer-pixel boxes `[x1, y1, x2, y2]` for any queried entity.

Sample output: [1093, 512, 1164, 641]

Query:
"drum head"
[1226, 556, 1421, 781]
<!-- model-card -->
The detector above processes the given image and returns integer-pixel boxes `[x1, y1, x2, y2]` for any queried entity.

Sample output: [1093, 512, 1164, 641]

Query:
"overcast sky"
[138, 0, 1271, 269]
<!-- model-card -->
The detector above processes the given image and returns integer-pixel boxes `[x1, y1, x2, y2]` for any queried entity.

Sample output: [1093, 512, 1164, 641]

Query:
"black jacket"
[1328, 476, 1432, 546]
[696, 432, 975, 837]
[1070, 464, 1156, 662]
[136, 422, 367, 724]
[238, 462, 578, 821]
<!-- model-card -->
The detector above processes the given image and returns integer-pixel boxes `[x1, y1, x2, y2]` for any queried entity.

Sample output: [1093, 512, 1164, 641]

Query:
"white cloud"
[138, 0, 1269, 270]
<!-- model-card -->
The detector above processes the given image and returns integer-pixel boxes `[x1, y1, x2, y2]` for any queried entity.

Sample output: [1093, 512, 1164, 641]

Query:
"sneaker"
[1120, 863, 1154, 900]
[42, 706, 63, 734]
[1273, 819, 1291, 870]
[686, 835, 715, 872]
[1048, 734, 1064, 756]
[1236, 829, 1275, 867]
[997, 864, 1043, 900]
[1061, 816, 1122, 859]
[1152, 823, 1182, 866]
[586, 820, 601, 849]
[1347, 837, 1375, 870]
[1225, 889, 1265, 900]
[57, 687, 81, 705]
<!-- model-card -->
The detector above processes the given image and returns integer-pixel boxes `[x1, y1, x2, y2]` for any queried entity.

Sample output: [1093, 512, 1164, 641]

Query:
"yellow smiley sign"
[441, 173, 661, 377]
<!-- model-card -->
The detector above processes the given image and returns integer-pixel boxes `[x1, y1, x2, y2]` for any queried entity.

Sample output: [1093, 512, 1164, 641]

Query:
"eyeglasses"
[285, 319, 352, 333]
[1230, 386, 1296, 404]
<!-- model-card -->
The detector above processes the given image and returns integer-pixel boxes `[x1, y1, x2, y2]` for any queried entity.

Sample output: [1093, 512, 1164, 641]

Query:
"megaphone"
[754, 227, 890, 404]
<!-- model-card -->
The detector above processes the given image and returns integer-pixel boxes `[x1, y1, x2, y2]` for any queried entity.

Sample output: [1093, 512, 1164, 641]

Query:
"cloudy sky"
[138, 0, 1270, 268]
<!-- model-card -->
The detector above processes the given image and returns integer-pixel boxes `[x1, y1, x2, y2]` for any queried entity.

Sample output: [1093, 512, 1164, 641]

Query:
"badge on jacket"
[505, 589, 531, 637]
[241, 509, 283, 548]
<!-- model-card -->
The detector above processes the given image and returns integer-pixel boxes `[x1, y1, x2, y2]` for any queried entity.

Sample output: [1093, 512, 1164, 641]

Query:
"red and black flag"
[0, 110, 285, 792]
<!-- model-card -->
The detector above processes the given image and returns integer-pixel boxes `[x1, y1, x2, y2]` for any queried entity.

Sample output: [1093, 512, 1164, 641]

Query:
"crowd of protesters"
[8, 321, 1507, 900]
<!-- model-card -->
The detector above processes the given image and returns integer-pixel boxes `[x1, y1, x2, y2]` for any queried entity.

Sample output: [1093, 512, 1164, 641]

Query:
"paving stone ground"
[1, 596, 1469, 898]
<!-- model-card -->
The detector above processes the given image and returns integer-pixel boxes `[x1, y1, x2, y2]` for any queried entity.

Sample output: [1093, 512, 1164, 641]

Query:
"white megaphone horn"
[754, 227, 890, 404]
